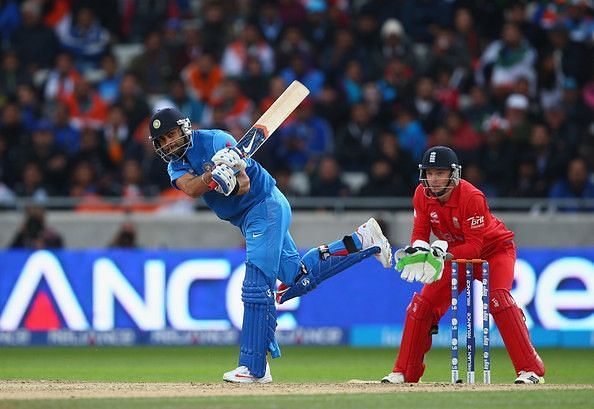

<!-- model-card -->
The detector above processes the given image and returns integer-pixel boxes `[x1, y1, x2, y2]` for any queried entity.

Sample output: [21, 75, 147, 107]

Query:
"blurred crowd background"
[0, 0, 593, 210]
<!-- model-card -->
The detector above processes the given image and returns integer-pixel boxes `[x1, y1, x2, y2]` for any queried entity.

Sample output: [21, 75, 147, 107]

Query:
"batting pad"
[238, 262, 279, 379]
[279, 246, 380, 303]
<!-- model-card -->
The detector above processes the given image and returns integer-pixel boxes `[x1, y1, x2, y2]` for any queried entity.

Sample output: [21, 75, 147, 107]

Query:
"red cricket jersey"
[410, 179, 514, 259]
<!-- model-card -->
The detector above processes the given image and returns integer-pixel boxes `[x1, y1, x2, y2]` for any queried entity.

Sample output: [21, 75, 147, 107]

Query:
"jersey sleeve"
[410, 186, 431, 244]
[449, 193, 487, 259]
[212, 130, 237, 152]
[167, 160, 193, 189]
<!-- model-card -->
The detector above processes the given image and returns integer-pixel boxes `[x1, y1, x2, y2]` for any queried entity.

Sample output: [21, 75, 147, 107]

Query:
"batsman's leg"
[276, 218, 392, 304]
[224, 262, 277, 383]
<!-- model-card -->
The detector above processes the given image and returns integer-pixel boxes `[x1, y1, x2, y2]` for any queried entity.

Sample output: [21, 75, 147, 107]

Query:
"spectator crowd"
[0, 0, 593, 210]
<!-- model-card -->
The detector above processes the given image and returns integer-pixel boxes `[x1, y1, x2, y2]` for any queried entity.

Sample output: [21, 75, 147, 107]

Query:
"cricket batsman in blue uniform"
[149, 107, 393, 383]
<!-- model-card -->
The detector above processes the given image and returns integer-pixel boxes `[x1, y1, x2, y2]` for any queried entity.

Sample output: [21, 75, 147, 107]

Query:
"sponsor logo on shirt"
[467, 215, 485, 229]
[452, 216, 460, 229]
[430, 211, 440, 224]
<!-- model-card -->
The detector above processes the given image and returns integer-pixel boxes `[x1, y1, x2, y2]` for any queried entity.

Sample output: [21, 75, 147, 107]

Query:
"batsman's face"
[157, 128, 185, 156]
[425, 169, 452, 193]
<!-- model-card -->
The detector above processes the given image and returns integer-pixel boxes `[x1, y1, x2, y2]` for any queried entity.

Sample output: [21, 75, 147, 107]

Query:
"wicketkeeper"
[382, 146, 545, 384]
[149, 107, 393, 383]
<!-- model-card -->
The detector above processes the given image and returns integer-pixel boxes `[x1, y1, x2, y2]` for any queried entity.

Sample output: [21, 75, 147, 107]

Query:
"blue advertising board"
[0, 248, 592, 347]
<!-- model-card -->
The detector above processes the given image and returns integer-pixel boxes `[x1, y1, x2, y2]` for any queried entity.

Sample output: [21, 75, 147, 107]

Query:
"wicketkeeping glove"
[211, 164, 237, 196]
[395, 240, 431, 282]
[418, 240, 449, 284]
[211, 147, 246, 172]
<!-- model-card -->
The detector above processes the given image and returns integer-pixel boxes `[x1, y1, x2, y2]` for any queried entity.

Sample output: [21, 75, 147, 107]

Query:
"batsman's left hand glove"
[212, 147, 246, 172]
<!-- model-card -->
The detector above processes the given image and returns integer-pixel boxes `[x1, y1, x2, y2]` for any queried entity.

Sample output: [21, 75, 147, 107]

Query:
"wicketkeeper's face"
[425, 168, 452, 193]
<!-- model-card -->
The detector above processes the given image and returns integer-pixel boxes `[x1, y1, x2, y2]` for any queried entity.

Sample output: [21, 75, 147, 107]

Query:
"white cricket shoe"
[356, 218, 393, 268]
[381, 372, 405, 384]
[514, 371, 544, 384]
[223, 364, 272, 384]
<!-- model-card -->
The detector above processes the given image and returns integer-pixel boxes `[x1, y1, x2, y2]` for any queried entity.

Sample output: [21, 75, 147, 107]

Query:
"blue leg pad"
[238, 262, 279, 378]
[279, 246, 379, 303]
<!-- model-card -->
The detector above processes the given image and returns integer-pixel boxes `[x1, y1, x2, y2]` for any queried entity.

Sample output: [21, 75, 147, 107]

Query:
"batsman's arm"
[175, 170, 250, 198]
[235, 170, 251, 195]
[175, 172, 214, 198]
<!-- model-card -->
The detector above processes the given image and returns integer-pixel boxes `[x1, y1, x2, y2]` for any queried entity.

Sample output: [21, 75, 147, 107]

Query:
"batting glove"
[211, 164, 237, 196]
[211, 147, 246, 172]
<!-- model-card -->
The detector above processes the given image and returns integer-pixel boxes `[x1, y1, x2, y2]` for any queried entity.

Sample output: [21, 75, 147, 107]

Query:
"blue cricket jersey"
[167, 129, 276, 226]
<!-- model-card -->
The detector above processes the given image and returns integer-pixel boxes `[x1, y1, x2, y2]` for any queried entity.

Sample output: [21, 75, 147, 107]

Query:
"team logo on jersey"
[430, 211, 440, 224]
[467, 215, 485, 229]
[152, 119, 161, 129]
[202, 162, 213, 173]
[453, 217, 460, 229]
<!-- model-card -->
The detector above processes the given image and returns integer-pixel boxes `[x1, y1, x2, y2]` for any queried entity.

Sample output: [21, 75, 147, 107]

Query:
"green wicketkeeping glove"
[395, 240, 430, 282]
[421, 240, 449, 284]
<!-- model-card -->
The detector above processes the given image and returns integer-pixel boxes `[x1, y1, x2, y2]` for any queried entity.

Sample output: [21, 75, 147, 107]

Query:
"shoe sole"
[367, 218, 392, 268]
[514, 377, 544, 384]
[223, 377, 273, 384]
[223, 372, 273, 384]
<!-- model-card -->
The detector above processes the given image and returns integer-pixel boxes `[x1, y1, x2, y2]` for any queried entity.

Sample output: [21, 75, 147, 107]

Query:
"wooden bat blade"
[235, 80, 310, 157]
[208, 80, 310, 190]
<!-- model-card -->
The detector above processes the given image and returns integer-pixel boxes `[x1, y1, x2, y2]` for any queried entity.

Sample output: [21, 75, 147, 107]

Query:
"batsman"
[149, 107, 393, 383]
[382, 146, 545, 384]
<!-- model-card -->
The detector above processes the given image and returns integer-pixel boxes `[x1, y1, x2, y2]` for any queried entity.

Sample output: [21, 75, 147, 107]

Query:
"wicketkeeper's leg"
[391, 263, 453, 382]
[490, 288, 545, 376]
[485, 248, 545, 377]
[393, 293, 440, 382]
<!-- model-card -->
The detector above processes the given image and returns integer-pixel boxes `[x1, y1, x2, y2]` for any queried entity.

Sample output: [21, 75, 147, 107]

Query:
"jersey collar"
[443, 182, 461, 207]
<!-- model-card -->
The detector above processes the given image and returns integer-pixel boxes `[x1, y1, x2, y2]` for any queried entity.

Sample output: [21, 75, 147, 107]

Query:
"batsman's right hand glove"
[395, 240, 431, 282]
[211, 164, 237, 196]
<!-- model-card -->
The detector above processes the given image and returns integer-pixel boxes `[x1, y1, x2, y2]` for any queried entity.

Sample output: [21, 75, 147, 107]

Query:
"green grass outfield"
[0, 346, 593, 408]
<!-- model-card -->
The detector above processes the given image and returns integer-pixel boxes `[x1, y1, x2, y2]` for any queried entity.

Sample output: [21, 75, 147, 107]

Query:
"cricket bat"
[209, 80, 310, 189]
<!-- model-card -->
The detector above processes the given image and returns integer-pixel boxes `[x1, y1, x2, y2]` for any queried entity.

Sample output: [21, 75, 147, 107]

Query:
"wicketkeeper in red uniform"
[382, 146, 545, 384]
